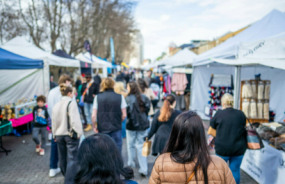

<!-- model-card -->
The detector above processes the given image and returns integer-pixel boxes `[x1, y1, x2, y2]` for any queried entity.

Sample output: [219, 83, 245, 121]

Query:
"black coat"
[147, 109, 181, 155]
[126, 94, 150, 131]
[81, 82, 100, 103]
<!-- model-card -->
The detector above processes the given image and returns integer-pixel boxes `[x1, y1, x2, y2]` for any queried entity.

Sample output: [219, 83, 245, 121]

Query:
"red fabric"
[10, 113, 33, 127]
[163, 82, 167, 93]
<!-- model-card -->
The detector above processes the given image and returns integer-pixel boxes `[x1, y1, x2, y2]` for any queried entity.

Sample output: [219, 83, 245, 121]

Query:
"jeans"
[32, 127, 47, 149]
[126, 129, 148, 175]
[217, 154, 244, 184]
[122, 119, 127, 138]
[56, 136, 80, 184]
[50, 136, 59, 169]
[84, 103, 93, 125]
[104, 130, 122, 152]
[78, 103, 87, 124]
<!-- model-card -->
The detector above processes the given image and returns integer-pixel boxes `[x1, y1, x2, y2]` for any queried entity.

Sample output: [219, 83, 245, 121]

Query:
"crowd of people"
[30, 70, 249, 184]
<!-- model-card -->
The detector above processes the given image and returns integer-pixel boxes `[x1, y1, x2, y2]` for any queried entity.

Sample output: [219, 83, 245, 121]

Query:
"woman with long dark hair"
[75, 134, 137, 184]
[146, 94, 181, 156]
[126, 81, 150, 177]
[149, 111, 235, 184]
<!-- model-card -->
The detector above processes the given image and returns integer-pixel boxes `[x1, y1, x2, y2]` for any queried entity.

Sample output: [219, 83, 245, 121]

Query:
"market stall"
[75, 52, 112, 78]
[191, 9, 285, 121]
[1, 36, 80, 97]
[0, 48, 43, 130]
[241, 122, 285, 184]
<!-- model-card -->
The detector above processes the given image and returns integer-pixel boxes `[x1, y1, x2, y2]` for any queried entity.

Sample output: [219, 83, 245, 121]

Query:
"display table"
[241, 141, 285, 184]
[0, 121, 13, 155]
[10, 113, 33, 127]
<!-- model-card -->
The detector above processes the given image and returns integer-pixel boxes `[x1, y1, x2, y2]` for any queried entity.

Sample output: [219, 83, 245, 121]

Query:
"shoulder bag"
[246, 118, 264, 150]
[67, 101, 78, 139]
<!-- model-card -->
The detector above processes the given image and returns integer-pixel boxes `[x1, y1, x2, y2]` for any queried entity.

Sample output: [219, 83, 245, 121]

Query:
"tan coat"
[149, 153, 236, 184]
[143, 88, 156, 116]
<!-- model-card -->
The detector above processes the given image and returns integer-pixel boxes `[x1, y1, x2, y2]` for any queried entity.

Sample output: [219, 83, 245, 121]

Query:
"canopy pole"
[234, 66, 241, 109]
[189, 66, 195, 110]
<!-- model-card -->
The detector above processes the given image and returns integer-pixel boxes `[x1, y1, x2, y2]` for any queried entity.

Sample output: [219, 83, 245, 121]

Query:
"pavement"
[0, 126, 258, 184]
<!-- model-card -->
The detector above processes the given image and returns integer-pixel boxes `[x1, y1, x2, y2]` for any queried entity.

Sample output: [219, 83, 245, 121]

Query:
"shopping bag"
[247, 118, 264, 150]
[142, 138, 152, 157]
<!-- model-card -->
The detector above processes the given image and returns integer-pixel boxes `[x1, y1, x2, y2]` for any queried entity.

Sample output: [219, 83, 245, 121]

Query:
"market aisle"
[0, 126, 257, 184]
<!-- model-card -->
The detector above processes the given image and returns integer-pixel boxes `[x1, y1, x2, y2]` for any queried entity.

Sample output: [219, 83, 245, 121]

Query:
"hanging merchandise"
[264, 81, 271, 100]
[242, 99, 250, 118]
[242, 81, 252, 98]
[250, 99, 257, 118]
[257, 100, 263, 119]
[258, 81, 264, 100]
[264, 100, 269, 119]
[251, 81, 257, 99]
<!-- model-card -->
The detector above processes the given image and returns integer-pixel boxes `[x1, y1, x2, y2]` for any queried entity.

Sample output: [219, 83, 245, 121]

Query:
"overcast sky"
[134, 0, 285, 61]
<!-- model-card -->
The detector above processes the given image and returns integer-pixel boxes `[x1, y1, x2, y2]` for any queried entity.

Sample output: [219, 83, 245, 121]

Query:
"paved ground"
[0, 126, 257, 184]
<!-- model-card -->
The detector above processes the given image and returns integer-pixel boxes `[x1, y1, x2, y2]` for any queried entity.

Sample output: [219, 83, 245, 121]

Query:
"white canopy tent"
[191, 33, 285, 122]
[161, 49, 197, 69]
[1, 36, 81, 96]
[193, 9, 285, 66]
[75, 52, 112, 78]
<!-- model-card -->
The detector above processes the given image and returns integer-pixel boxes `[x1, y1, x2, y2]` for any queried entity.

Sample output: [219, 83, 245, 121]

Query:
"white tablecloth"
[241, 141, 285, 184]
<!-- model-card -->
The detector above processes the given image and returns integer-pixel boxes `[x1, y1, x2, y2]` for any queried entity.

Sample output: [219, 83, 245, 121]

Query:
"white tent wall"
[190, 65, 236, 119]
[0, 69, 44, 105]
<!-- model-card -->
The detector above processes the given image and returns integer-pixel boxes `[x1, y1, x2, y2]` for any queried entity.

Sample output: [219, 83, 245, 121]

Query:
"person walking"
[32, 95, 49, 156]
[144, 70, 152, 86]
[114, 82, 129, 138]
[52, 84, 83, 184]
[149, 78, 160, 109]
[149, 111, 236, 184]
[208, 93, 247, 184]
[81, 73, 99, 132]
[145, 94, 181, 156]
[47, 74, 73, 177]
[137, 78, 156, 117]
[75, 75, 82, 91]
[76, 77, 87, 128]
[75, 134, 137, 184]
[125, 81, 150, 177]
[91, 78, 127, 152]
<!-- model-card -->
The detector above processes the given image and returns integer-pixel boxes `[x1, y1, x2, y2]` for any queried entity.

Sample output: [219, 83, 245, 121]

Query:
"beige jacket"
[52, 96, 83, 138]
[144, 88, 156, 115]
[149, 153, 236, 184]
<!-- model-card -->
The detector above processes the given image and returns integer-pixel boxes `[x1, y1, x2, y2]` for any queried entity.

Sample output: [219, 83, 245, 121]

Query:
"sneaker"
[49, 168, 61, 177]
[36, 144, 41, 152]
[140, 173, 148, 178]
[39, 149, 45, 156]
[84, 124, 92, 132]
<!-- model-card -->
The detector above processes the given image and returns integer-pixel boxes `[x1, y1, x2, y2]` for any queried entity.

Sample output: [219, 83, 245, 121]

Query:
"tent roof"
[0, 48, 43, 69]
[75, 53, 112, 68]
[1, 37, 80, 67]
[194, 9, 285, 66]
[161, 48, 197, 67]
[53, 50, 74, 59]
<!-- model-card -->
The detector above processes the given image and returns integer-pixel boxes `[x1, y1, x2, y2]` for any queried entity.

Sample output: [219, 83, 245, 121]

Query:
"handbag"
[142, 138, 152, 157]
[78, 96, 84, 107]
[246, 118, 264, 150]
[67, 101, 78, 139]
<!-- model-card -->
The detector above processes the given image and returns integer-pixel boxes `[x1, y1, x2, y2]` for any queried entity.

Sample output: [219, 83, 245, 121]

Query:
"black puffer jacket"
[126, 94, 150, 131]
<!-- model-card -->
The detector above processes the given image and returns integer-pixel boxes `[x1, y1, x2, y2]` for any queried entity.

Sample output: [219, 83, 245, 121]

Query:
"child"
[32, 95, 49, 156]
